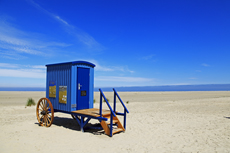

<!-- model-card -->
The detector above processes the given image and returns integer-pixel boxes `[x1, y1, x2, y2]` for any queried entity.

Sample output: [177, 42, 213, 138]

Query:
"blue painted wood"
[110, 113, 113, 137]
[77, 67, 90, 110]
[116, 112, 125, 116]
[113, 91, 116, 112]
[113, 88, 129, 130]
[46, 70, 49, 99]
[113, 88, 129, 113]
[100, 92, 102, 117]
[74, 115, 81, 126]
[46, 64, 72, 112]
[83, 118, 91, 127]
[71, 66, 77, 111]
[46, 61, 95, 113]
[99, 89, 116, 117]
[124, 109, 127, 130]
[46, 61, 95, 68]
[89, 68, 94, 108]
[80, 117, 84, 132]
[72, 115, 92, 132]
[73, 64, 94, 110]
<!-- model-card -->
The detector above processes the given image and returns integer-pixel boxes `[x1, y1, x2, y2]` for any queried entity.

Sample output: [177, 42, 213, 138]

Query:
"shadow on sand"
[35, 116, 105, 136]
[224, 116, 230, 119]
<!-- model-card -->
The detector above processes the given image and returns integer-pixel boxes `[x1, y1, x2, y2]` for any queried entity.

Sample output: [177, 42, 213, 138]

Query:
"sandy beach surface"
[0, 91, 230, 152]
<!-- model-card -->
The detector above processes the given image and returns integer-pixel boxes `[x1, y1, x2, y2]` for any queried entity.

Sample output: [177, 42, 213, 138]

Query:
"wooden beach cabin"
[36, 61, 129, 137]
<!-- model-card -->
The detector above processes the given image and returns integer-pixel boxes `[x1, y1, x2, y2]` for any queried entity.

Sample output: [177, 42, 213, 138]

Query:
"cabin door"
[77, 67, 90, 110]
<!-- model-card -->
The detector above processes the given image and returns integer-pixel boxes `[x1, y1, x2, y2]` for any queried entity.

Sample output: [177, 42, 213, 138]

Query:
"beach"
[0, 91, 230, 152]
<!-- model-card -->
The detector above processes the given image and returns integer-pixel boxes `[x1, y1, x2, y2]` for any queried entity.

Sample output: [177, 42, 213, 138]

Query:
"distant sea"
[96, 84, 230, 92]
[1, 84, 229, 92]
[0, 87, 46, 91]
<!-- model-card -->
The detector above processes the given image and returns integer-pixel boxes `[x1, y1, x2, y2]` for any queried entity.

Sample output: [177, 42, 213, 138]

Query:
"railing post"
[124, 109, 126, 130]
[100, 92, 102, 117]
[110, 112, 113, 137]
[113, 91, 116, 112]
[81, 117, 84, 132]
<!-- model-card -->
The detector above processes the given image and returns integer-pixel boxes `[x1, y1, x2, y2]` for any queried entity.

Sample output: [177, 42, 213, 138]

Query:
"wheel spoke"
[42, 100, 46, 109]
[41, 116, 45, 125]
[47, 116, 51, 122]
[44, 115, 47, 126]
[40, 101, 44, 109]
[44, 116, 47, 126]
[45, 101, 47, 109]
[40, 114, 44, 119]
[46, 116, 50, 125]
[39, 103, 43, 110]
[43, 100, 46, 109]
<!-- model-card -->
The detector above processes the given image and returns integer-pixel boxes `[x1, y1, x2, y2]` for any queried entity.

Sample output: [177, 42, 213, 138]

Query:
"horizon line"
[0, 83, 229, 88]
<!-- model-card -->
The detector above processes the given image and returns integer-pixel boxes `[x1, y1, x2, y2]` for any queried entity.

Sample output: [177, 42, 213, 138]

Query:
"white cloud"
[89, 60, 134, 73]
[0, 63, 19, 68]
[27, 0, 104, 51]
[0, 63, 46, 78]
[0, 20, 71, 59]
[96, 64, 114, 71]
[54, 15, 69, 25]
[0, 68, 45, 78]
[0, 63, 45, 69]
[27, 0, 70, 26]
[0, 51, 26, 60]
[76, 32, 103, 50]
[31, 65, 45, 69]
[95, 76, 153, 82]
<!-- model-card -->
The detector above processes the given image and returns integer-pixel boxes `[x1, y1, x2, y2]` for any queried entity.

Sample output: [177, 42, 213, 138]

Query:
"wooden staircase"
[100, 113, 125, 136]
[99, 88, 129, 137]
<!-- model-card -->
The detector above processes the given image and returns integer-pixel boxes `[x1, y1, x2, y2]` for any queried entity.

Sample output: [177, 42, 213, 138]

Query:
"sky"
[0, 0, 229, 87]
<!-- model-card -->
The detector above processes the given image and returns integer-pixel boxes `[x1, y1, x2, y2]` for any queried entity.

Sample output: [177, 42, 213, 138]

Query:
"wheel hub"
[41, 110, 47, 115]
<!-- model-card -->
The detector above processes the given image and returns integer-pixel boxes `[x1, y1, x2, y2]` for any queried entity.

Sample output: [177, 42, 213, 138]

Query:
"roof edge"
[46, 61, 96, 67]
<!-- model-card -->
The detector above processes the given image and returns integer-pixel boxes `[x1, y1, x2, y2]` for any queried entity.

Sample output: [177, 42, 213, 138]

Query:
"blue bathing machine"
[46, 61, 95, 112]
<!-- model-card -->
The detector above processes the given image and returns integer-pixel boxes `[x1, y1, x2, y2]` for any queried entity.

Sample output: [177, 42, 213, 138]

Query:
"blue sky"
[0, 0, 229, 87]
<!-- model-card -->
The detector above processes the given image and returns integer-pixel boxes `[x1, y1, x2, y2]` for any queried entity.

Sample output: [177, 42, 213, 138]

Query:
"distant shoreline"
[0, 84, 230, 92]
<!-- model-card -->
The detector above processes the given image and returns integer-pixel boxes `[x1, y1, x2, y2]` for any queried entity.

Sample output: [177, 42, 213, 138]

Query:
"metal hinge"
[71, 104, 76, 108]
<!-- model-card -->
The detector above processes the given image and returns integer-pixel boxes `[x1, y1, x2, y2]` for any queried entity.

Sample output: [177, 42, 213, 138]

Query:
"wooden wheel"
[36, 98, 54, 127]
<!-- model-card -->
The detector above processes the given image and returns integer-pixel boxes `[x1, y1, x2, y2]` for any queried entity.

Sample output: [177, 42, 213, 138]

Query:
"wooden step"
[102, 114, 111, 118]
[112, 128, 124, 135]
[100, 114, 125, 136]
[106, 119, 119, 124]
[102, 111, 118, 118]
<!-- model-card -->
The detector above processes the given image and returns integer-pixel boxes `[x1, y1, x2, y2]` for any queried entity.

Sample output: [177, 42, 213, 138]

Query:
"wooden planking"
[113, 116, 125, 131]
[72, 108, 125, 137]
[100, 121, 110, 135]
[106, 119, 119, 124]
[71, 108, 111, 117]
[112, 128, 124, 135]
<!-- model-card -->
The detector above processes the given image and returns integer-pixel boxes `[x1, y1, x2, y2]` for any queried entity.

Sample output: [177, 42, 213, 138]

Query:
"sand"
[0, 91, 230, 152]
